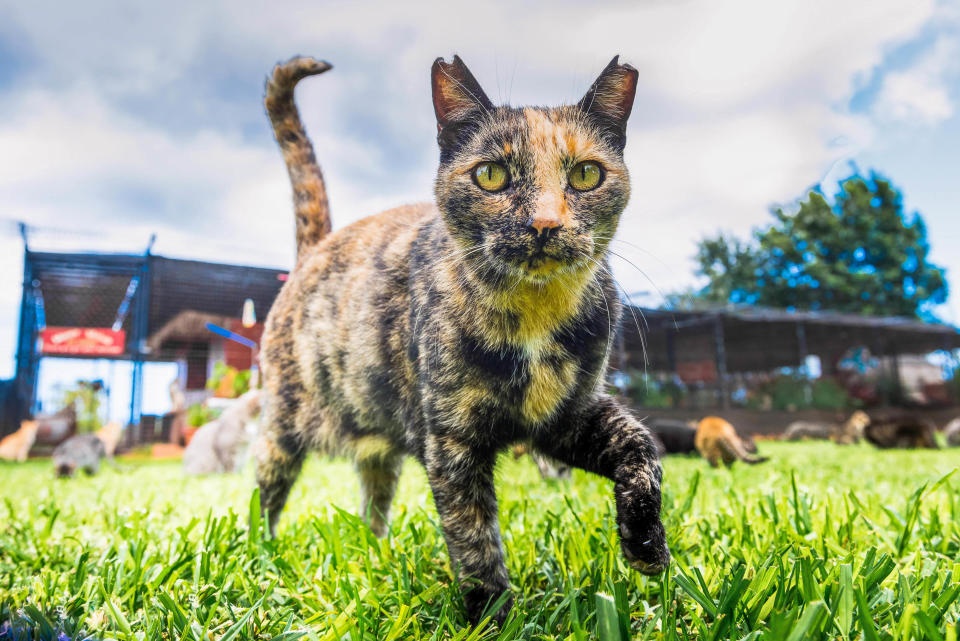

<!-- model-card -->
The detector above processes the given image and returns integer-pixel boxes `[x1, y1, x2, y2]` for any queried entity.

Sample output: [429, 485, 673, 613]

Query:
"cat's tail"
[719, 436, 768, 465]
[265, 56, 334, 260]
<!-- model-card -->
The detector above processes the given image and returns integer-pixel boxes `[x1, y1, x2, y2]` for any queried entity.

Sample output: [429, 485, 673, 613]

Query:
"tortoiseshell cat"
[257, 54, 669, 624]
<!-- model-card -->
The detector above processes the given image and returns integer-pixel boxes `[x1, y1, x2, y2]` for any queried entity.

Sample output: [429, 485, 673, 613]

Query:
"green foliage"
[59, 380, 104, 433]
[206, 362, 252, 398]
[186, 403, 221, 428]
[625, 371, 686, 408]
[746, 375, 856, 411]
[694, 173, 948, 318]
[809, 378, 856, 410]
[232, 369, 252, 397]
[1, 444, 958, 639]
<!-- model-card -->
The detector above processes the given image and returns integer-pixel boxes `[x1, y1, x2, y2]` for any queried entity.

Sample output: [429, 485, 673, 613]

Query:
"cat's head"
[20, 420, 39, 436]
[432, 55, 637, 284]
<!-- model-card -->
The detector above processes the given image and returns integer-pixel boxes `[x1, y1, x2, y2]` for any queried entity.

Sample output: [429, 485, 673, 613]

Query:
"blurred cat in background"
[944, 417, 960, 447]
[510, 443, 572, 479]
[96, 421, 124, 456]
[52, 433, 109, 477]
[694, 417, 768, 467]
[184, 389, 262, 475]
[0, 421, 39, 462]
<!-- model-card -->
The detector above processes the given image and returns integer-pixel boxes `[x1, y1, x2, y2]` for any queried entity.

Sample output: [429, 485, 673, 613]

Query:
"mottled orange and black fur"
[694, 417, 768, 468]
[256, 55, 669, 625]
[864, 415, 939, 449]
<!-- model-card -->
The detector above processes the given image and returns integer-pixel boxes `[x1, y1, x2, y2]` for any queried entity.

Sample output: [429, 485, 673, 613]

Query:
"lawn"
[1, 442, 958, 640]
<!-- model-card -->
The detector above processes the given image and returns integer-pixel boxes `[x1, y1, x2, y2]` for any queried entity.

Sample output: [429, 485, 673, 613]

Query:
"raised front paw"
[619, 518, 670, 575]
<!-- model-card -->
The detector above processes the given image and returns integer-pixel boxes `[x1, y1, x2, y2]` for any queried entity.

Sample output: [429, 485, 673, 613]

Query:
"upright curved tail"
[265, 56, 333, 259]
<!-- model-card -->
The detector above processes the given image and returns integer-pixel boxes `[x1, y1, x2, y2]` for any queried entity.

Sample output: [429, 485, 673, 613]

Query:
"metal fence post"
[714, 315, 729, 409]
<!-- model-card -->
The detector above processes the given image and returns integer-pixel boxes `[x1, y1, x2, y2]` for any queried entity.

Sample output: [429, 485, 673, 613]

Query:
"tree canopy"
[693, 173, 948, 319]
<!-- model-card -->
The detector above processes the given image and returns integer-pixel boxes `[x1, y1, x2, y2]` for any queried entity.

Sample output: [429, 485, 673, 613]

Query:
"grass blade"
[595, 592, 624, 641]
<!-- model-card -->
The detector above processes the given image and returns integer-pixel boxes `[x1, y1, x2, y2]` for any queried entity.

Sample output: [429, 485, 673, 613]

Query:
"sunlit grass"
[1, 442, 958, 639]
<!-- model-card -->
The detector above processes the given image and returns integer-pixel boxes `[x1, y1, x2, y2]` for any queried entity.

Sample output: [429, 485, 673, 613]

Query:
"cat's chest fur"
[431, 266, 608, 430]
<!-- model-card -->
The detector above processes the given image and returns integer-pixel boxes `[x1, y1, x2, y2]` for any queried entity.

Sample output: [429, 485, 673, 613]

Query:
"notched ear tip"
[578, 56, 640, 145]
[431, 57, 451, 78]
[430, 53, 493, 128]
[432, 54, 464, 73]
[607, 55, 638, 80]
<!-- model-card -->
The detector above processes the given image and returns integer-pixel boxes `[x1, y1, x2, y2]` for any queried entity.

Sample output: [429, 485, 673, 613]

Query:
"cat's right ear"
[431, 55, 493, 150]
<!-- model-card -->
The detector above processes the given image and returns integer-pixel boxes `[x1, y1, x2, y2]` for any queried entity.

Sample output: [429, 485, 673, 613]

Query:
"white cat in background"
[183, 390, 262, 475]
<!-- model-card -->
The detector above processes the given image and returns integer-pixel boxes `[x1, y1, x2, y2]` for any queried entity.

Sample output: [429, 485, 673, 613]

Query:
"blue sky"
[0, 0, 958, 383]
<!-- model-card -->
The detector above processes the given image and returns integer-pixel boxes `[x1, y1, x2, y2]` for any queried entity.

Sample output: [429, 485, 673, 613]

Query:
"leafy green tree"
[693, 173, 948, 318]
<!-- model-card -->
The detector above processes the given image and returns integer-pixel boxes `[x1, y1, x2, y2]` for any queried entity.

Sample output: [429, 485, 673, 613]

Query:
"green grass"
[1, 442, 958, 640]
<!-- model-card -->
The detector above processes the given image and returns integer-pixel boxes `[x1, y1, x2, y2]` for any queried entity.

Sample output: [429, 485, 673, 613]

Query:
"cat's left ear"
[577, 56, 638, 151]
[431, 55, 493, 149]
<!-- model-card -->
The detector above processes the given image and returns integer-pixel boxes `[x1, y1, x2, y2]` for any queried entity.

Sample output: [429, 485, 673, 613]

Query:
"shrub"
[186, 403, 221, 428]
[746, 374, 855, 411]
[206, 362, 252, 399]
[59, 380, 104, 432]
[624, 371, 686, 408]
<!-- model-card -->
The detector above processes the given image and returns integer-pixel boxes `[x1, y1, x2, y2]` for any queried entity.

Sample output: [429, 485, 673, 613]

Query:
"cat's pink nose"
[528, 216, 563, 235]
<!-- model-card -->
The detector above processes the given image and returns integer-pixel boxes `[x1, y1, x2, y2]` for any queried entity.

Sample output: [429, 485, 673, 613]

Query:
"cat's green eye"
[568, 161, 603, 191]
[473, 162, 509, 192]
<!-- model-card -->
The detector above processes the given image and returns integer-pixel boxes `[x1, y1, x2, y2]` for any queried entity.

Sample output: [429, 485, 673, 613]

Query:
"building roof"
[619, 304, 960, 374]
[27, 251, 288, 359]
[148, 256, 285, 339]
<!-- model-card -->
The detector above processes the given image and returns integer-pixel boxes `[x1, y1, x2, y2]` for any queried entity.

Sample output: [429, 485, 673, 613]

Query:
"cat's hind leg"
[355, 440, 403, 537]
[255, 401, 306, 535]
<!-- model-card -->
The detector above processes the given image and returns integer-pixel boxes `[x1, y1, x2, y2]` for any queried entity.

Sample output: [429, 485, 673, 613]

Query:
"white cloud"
[0, 0, 955, 378]
[874, 35, 958, 126]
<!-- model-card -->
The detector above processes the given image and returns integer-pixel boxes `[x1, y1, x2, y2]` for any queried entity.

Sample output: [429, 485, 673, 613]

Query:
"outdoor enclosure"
[614, 306, 960, 414]
[1, 235, 286, 439]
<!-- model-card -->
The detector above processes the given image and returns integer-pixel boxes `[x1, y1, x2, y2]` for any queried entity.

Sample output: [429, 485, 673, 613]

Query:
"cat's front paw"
[464, 586, 513, 627]
[619, 519, 670, 575]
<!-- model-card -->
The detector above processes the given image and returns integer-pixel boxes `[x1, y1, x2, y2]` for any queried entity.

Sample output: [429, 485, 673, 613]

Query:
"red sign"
[676, 359, 718, 384]
[40, 327, 127, 356]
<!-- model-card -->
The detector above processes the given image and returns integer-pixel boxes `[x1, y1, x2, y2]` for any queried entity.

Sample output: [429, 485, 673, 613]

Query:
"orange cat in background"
[694, 417, 768, 467]
[96, 421, 124, 457]
[0, 421, 40, 462]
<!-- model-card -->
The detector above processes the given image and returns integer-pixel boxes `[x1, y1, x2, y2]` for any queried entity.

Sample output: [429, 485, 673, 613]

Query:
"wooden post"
[889, 342, 902, 405]
[666, 330, 676, 374]
[796, 322, 812, 405]
[942, 336, 957, 406]
[714, 315, 729, 409]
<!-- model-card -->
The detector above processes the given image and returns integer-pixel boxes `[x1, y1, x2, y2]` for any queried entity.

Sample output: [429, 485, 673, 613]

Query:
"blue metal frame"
[128, 251, 153, 427]
[13, 229, 38, 421]
[13, 241, 151, 425]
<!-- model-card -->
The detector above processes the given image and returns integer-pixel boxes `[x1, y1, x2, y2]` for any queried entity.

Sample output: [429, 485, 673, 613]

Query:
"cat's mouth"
[504, 249, 592, 282]
[525, 250, 563, 275]
[485, 236, 594, 281]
